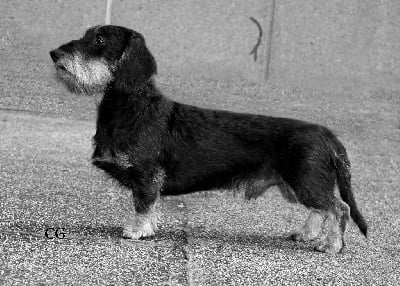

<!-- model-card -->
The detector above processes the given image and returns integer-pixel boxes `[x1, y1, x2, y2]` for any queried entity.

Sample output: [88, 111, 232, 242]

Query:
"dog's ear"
[113, 30, 157, 93]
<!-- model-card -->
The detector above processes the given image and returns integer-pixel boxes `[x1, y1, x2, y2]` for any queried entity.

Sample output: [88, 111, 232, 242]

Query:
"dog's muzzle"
[50, 49, 62, 62]
[50, 49, 68, 71]
[49, 47, 113, 94]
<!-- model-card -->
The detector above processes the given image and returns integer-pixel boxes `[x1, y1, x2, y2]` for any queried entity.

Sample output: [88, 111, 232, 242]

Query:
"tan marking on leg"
[289, 209, 326, 241]
[123, 197, 159, 239]
[338, 200, 350, 234]
[279, 183, 298, 203]
[122, 168, 165, 240]
[314, 198, 351, 254]
[151, 167, 166, 188]
[314, 212, 343, 254]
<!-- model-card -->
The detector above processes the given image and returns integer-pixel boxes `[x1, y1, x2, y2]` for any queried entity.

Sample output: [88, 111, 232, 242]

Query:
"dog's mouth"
[55, 63, 67, 72]
[53, 62, 80, 92]
[54, 62, 75, 79]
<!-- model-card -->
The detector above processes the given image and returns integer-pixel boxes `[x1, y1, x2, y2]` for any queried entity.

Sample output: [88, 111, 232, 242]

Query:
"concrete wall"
[2, 0, 400, 91]
[111, 0, 400, 90]
[110, 0, 270, 82]
[270, 0, 400, 90]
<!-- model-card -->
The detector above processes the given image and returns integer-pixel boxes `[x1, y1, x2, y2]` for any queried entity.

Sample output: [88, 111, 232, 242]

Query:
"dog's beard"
[54, 52, 113, 95]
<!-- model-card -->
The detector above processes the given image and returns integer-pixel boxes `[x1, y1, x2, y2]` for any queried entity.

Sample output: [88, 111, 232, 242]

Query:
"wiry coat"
[50, 25, 367, 253]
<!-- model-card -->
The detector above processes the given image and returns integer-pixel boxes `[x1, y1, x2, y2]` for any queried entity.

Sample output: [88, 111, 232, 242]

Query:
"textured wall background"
[111, 0, 271, 82]
[270, 0, 400, 90]
[1, 0, 400, 91]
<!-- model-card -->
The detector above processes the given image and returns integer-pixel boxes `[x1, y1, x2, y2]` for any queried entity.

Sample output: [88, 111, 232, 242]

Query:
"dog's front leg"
[122, 196, 159, 239]
[122, 167, 166, 240]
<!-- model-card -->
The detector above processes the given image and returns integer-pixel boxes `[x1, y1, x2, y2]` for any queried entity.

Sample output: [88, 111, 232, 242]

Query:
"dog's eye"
[95, 35, 105, 46]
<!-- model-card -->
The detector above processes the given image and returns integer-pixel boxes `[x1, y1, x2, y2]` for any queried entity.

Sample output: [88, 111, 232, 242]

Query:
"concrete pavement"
[1, 86, 399, 284]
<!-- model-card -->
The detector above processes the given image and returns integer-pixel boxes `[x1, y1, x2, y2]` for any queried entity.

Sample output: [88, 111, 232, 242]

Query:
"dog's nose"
[50, 49, 64, 62]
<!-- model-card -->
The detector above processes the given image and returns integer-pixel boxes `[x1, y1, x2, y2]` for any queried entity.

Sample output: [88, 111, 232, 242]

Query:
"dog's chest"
[92, 121, 134, 171]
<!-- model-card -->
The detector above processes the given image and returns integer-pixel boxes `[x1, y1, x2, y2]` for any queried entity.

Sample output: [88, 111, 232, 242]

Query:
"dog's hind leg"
[280, 155, 349, 253]
[122, 168, 166, 239]
[288, 193, 349, 253]
[279, 180, 327, 241]
[289, 209, 327, 242]
[288, 185, 349, 254]
[314, 199, 350, 254]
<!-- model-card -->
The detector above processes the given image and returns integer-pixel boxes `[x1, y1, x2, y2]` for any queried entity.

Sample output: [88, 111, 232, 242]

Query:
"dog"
[50, 25, 367, 254]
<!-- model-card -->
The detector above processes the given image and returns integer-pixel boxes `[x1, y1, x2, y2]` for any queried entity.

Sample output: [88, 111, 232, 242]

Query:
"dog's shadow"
[5, 221, 312, 252]
[183, 227, 313, 253]
[51, 225, 313, 251]
[67, 224, 123, 240]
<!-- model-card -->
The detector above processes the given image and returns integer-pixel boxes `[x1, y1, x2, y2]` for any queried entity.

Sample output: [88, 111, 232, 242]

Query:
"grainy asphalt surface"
[1, 84, 400, 285]
[1, 1, 400, 285]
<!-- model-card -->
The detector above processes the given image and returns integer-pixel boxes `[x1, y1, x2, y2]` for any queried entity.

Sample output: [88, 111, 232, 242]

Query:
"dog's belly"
[160, 116, 280, 195]
[161, 147, 272, 196]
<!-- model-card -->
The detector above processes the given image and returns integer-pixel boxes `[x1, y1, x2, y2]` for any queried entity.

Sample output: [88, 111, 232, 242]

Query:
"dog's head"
[50, 25, 157, 94]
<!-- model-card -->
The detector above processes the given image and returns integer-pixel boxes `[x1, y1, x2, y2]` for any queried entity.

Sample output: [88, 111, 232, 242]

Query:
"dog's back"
[161, 102, 324, 195]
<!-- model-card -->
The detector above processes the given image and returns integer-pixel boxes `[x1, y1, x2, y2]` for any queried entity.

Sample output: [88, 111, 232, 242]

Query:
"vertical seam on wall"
[265, 0, 276, 82]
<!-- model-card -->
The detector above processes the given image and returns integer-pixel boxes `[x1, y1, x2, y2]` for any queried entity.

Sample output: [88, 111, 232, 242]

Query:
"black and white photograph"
[1, 0, 399, 285]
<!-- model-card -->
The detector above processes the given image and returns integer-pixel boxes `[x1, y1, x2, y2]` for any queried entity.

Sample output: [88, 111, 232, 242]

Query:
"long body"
[50, 25, 367, 253]
[92, 86, 320, 197]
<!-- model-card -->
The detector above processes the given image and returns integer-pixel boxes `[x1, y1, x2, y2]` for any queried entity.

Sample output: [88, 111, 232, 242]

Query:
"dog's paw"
[122, 222, 155, 239]
[288, 228, 318, 242]
[314, 238, 343, 254]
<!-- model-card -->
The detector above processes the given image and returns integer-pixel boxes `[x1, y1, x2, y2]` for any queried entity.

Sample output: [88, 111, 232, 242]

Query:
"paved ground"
[1, 76, 400, 285]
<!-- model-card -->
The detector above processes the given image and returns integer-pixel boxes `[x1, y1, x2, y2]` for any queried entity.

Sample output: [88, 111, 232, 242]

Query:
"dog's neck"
[109, 75, 155, 96]
[93, 77, 170, 156]
[97, 78, 162, 124]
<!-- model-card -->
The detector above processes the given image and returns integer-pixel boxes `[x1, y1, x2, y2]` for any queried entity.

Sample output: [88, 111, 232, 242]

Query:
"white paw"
[122, 212, 158, 240]
[122, 221, 155, 239]
[314, 237, 343, 254]
[288, 228, 319, 242]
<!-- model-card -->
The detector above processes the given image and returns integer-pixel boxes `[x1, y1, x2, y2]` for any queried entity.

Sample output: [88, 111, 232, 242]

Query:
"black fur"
[50, 25, 367, 243]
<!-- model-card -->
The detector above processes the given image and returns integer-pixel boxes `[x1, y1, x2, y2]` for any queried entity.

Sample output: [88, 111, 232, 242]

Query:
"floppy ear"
[113, 30, 157, 93]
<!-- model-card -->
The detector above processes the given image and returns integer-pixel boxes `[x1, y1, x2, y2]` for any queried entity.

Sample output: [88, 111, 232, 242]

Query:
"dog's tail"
[325, 129, 368, 237]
